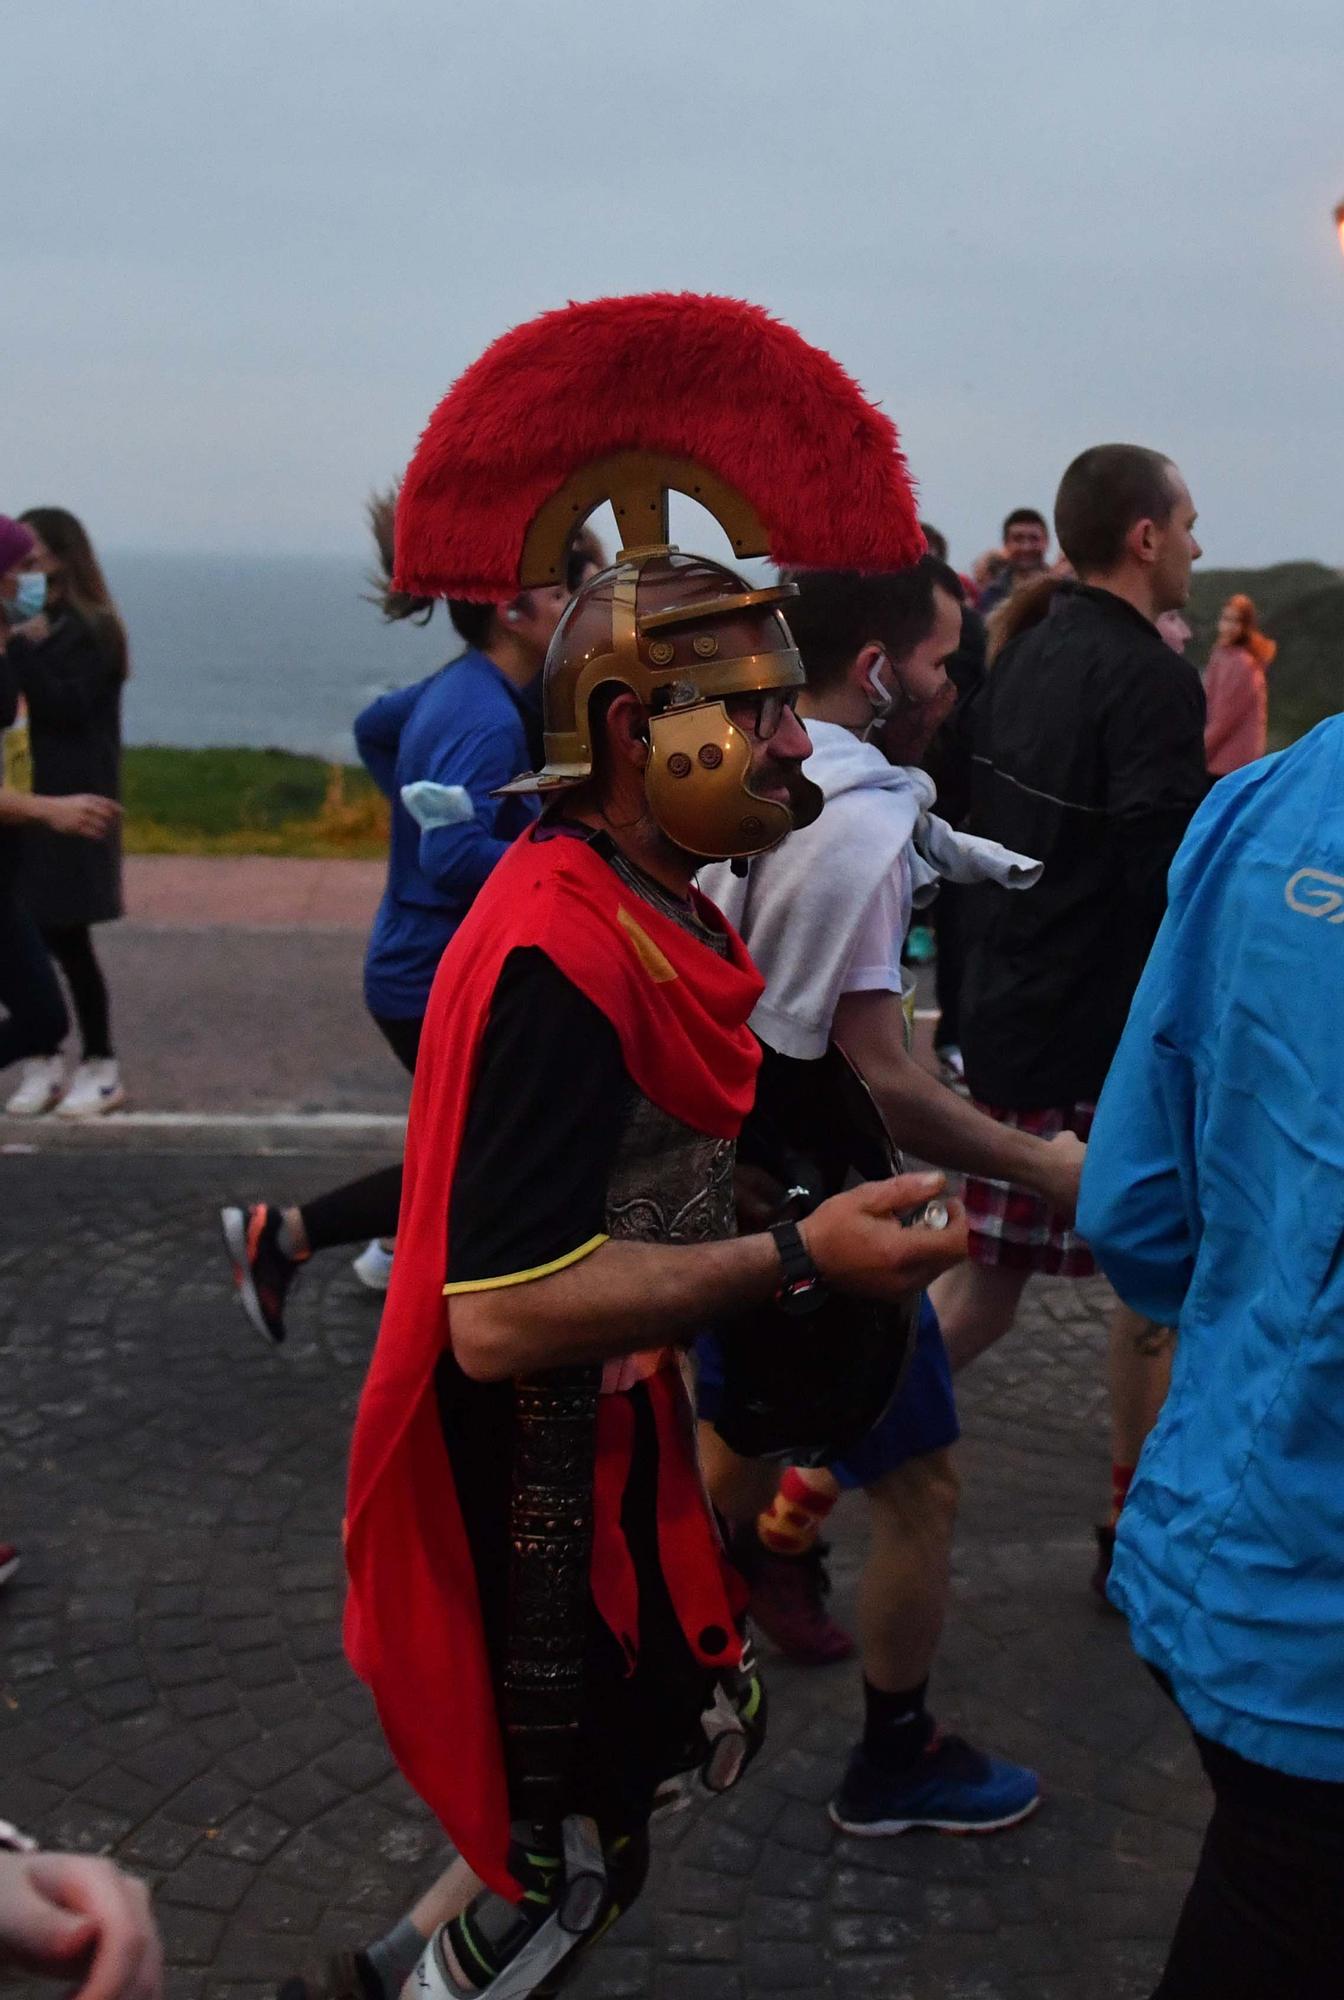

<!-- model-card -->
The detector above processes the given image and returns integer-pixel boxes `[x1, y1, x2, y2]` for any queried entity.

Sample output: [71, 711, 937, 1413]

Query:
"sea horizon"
[105, 548, 459, 761]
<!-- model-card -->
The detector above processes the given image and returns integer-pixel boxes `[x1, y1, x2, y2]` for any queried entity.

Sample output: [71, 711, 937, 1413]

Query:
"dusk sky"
[6, 0, 1344, 570]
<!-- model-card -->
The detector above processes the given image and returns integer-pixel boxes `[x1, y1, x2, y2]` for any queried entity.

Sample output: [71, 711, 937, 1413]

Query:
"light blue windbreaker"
[1078, 715, 1344, 1782]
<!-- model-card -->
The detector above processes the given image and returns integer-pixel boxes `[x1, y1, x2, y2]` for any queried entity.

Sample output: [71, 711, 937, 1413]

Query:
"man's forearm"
[856, 1037, 1049, 1192]
[450, 1231, 781, 1381]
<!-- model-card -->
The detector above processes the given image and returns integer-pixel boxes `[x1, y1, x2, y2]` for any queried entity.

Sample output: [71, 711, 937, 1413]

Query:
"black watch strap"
[770, 1218, 819, 1287]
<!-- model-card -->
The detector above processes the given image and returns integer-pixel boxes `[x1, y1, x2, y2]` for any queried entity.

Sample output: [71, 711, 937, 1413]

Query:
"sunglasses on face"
[722, 687, 800, 742]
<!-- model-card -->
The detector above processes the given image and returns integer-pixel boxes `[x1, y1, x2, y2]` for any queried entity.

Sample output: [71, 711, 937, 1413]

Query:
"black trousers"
[1154, 1729, 1344, 1998]
[0, 888, 68, 1070]
[41, 923, 113, 1060]
[298, 1013, 422, 1251]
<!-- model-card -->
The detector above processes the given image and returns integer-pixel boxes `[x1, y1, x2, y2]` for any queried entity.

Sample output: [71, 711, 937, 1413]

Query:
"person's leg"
[856, 1448, 956, 1696]
[221, 1013, 422, 1343]
[1090, 1305, 1175, 1596]
[0, 895, 68, 1073]
[928, 1260, 1030, 1373]
[40, 923, 112, 1059]
[1108, 1304, 1173, 1504]
[1153, 1733, 1344, 1999]
[285, 1012, 422, 1251]
[828, 1300, 1038, 1836]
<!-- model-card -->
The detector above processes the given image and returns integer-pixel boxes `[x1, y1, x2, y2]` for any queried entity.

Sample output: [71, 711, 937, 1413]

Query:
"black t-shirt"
[445, 946, 634, 1290]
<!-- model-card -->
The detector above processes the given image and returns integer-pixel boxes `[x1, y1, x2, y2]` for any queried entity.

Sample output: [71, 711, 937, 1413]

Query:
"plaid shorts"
[963, 1101, 1096, 1278]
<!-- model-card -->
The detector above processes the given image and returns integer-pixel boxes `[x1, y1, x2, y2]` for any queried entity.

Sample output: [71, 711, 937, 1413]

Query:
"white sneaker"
[5, 1056, 66, 1116]
[352, 1238, 395, 1292]
[55, 1059, 127, 1118]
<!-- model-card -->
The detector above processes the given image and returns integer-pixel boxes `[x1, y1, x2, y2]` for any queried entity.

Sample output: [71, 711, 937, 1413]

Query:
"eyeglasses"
[723, 687, 800, 742]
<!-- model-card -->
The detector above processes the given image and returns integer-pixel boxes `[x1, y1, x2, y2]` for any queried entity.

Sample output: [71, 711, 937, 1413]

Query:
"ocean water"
[106, 550, 458, 760]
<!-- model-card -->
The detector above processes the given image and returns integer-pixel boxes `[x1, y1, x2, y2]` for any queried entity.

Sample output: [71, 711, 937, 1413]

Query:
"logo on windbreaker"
[1285, 868, 1344, 923]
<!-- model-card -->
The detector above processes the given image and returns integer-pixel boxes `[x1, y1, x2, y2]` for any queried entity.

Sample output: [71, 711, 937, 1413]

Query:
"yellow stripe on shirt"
[442, 1232, 610, 1297]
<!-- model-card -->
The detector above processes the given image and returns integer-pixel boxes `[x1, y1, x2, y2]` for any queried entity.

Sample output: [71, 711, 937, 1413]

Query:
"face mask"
[12, 572, 47, 620]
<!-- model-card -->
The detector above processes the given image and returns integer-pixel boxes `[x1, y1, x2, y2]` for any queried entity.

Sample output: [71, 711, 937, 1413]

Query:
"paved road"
[0, 1142, 1203, 2000]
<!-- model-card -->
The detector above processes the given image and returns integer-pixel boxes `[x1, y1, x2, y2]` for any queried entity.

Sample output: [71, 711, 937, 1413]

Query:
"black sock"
[862, 1676, 933, 1773]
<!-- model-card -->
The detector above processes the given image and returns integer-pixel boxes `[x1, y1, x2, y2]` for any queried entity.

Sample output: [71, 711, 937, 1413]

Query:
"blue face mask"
[11, 572, 47, 620]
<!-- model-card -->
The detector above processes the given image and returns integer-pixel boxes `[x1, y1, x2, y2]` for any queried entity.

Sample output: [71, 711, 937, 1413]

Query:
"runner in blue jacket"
[1078, 713, 1344, 1998]
[221, 496, 602, 1344]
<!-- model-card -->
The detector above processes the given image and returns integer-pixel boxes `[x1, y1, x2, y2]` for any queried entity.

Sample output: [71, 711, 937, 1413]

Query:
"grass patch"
[123, 746, 390, 857]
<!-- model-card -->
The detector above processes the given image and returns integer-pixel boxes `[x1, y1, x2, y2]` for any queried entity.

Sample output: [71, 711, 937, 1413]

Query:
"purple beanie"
[0, 516, 35, 577]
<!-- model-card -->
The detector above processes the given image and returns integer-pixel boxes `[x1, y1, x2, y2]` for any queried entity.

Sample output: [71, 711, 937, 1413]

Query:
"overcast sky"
[6, 0, 1344, 570]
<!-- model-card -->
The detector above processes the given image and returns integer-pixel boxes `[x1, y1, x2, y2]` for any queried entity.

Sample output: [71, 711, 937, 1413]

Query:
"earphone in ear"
[505, 607, 521, 624]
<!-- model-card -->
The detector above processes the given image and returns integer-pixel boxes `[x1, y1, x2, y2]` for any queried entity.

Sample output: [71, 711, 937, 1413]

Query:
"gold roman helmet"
[494, 452, 821, 860]
[392, 295, 925, 862]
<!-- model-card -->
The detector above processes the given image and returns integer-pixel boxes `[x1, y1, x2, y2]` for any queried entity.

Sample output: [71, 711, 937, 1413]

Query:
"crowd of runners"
[2, 291, 1339, 2000]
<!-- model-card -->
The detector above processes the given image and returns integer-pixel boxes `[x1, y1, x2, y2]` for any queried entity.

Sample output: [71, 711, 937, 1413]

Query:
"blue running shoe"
[829, 1732, 1040, 1836]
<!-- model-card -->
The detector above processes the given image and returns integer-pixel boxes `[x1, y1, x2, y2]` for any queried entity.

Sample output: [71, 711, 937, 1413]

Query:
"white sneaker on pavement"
[352, 1238, 395, 1292]
[5, 1056, 66, 1117]
[55, 1058, 126, 1118]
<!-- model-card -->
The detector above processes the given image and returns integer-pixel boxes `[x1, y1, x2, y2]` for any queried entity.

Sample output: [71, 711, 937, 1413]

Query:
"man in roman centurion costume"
[338, 293, 967, 1999]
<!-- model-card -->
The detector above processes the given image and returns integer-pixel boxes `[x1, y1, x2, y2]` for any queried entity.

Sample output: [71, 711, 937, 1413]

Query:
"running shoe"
[5, 1056, 65, 1117]
[0, 1542, 19, 1587]
[55, 1059, 126, 1118]
[221, 1203, 304, 1346]
[830, 1732, 1040, 1836]
[747, 1542, 855, 1667]
[352, 1239, 394, 1293]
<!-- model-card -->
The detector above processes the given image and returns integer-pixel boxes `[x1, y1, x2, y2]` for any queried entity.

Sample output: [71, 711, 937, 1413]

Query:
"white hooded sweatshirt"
[699, 719, 1041, 1061]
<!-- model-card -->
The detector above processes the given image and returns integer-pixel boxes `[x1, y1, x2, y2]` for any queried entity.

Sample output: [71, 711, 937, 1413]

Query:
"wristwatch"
[770, 1218, 829, 1317]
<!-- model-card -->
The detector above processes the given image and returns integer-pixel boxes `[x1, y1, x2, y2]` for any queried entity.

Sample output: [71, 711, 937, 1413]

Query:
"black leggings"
[1153, 1726, 1344, 1998]
[41, 923, 113, 1060]
[298, 1013, 422, 1252]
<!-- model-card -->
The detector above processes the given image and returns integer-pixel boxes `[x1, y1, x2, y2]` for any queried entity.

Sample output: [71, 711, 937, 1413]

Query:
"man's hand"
[0, 1851, 162, 2000]
[38, 794, 122, 840]
[802, 1171, 968, 1300]
[1030, 1131, 1086, 1224]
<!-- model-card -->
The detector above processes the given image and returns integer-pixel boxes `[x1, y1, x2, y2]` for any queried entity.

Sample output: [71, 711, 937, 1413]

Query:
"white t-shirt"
[837, 852, 912, 997]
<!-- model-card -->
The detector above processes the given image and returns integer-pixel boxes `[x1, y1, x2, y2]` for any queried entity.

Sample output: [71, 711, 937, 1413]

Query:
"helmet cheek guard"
[646, 703, 821, 862]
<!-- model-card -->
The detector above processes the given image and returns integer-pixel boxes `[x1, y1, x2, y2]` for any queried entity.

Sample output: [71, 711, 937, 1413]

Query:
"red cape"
[344, 829, 763, 1899]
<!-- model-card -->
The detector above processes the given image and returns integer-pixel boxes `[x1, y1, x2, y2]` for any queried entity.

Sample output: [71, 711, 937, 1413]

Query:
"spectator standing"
[1078, 714, 1344, 1997]
[6, 508, 128, 1117]
[930, 445, 1208, 1578]
[1203, 592, 1272, 776]
[975, 506, 1051, 617]
[2, 514, 121, 1578]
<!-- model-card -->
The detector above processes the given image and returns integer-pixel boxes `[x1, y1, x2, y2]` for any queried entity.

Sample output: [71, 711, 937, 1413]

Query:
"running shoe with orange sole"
[221, 1203, 305, 1346]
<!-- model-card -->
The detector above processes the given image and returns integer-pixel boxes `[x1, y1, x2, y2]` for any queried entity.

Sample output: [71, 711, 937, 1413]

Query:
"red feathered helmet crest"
[396, 292, 923, 861]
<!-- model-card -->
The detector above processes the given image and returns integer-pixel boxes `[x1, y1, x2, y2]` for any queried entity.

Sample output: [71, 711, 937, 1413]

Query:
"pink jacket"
[1203, 645, 1267, 776]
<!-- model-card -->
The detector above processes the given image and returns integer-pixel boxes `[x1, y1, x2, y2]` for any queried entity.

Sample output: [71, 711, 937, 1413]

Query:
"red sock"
[757, 1466, 840, 1555]
[1110, 1462, 1136, 1526]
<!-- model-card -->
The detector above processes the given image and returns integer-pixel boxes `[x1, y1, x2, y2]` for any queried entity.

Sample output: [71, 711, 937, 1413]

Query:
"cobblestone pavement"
[1, 1146, 1204, 2000]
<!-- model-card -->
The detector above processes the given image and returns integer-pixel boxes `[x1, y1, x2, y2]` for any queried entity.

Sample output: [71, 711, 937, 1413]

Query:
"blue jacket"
[355, 649, 540, 1019]
[1078, 716, 1344, 1781]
